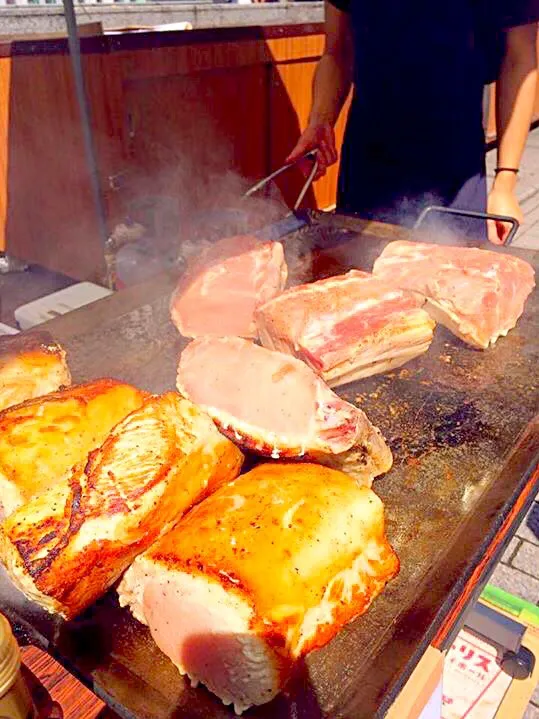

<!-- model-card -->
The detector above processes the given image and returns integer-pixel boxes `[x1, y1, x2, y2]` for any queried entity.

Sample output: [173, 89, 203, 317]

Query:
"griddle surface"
[2, 217, 538, 719]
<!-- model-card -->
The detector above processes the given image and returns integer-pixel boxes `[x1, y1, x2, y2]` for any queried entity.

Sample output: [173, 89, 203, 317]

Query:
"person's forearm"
[285, 3, 353, 169]
[494, 24, 538, 192]
[308, 52, 353, 128]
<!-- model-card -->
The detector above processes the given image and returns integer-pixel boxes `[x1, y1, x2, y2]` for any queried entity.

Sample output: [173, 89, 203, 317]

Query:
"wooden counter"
[21, 645, 109, 719]
[0, 24, 538, 281]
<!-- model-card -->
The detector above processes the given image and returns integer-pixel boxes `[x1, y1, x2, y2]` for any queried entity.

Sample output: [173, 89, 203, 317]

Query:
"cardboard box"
[386, 598, 539, 719]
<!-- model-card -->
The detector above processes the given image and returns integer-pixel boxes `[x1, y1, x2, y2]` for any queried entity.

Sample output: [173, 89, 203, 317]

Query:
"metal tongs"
[244, 150, 319, 211]
[414, 205, 519, 246]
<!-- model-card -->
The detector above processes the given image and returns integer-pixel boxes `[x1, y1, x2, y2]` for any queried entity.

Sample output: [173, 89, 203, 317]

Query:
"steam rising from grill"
[112, 92, 484, 292]
[111, 165, 314, 290]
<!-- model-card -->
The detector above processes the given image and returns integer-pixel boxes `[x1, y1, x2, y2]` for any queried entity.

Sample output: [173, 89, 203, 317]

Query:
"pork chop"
[176, 336, 392, 483]
[0, 378, 147, 518]
[170, 235, 287, 339]
[0, 393, 243, 619]
[256, 270, 435, 386]
[118, 462, 399, 714]
[372, 241, 535, 348]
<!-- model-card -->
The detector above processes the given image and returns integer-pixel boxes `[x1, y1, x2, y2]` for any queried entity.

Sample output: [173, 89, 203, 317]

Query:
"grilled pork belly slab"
[372, 241, 536, 349]
[170, 235, 288, 339]
[0, 331, 71, 412]
[119, 462, 399, 714]
[0, 378, 147, 518]
[256, 270, 435, 387]
[176, 336, 392, 483]
[0, 393, 243, 619]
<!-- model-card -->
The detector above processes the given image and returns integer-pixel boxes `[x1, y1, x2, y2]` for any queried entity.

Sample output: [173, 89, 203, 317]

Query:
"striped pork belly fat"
[176, 336, 392, 484]
[170, 235, 288, 339]
[372, 241, 535, 349]
[256, 270, 435, 386]
[118, 462, 400, 714]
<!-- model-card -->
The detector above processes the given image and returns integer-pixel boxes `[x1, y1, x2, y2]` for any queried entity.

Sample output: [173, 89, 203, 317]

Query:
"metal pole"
[62, 0, 110, 277]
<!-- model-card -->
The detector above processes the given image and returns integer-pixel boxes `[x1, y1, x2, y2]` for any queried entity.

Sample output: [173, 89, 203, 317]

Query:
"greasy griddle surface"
[2, 217, 538, 719]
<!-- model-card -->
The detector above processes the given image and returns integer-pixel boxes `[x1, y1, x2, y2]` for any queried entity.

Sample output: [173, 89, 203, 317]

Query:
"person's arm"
[286, 1, 353, 179]
[488, 22, 538, 243]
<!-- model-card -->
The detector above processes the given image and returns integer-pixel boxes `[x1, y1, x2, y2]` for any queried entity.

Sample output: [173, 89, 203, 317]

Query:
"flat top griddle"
[2, 214, 538, 719]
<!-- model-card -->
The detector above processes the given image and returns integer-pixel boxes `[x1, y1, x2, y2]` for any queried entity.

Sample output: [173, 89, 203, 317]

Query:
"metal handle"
[254, 211, 311, 242]
[414, 205, 519, 246]
[244, 151, 319, 211]
[465, 602, 525, 654]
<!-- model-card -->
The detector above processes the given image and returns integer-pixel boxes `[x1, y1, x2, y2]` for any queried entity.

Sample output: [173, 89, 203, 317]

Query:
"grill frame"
[2, 213, 538, 719]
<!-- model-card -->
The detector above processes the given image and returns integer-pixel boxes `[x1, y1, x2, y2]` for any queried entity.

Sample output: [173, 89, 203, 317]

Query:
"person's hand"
[286, 120, 338, 181]
[487, 185, 523, 245]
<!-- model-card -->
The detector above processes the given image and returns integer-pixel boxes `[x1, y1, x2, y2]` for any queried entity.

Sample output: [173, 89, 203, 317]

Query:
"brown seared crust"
[135, 462, 399, 659]
[207, 414, 356, 463]
[0, 377, 130, 418]
[0, 330, 62, 362]
[0, 331, 73, 413]
[10, 466, 153, 613]
[1, 392, 244, 618]
[0, 379, 149, 516]
[11, 476, 82, 581]
[167, 540, 399, 660]
[313, 423, 393, 484]
[294, 541, 400, 656]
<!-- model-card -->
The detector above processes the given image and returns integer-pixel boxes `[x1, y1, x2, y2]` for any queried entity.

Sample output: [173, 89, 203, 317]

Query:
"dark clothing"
[329, 0, 539, 235]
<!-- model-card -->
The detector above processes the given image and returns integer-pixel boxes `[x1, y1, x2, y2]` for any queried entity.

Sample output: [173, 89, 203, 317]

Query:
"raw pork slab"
[256, 270, 435, 387]
[170, 235, 287, 339]
[372, 241, 535, 349]
[118, 462, 399, 714]
[176, 336, 392, 483]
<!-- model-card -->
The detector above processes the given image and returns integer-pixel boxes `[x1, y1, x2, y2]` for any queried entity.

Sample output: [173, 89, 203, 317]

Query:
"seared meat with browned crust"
[119, 462, 399, 714]
[0, 392, 244, 619]
[0, 378, 147, 518]
[0, 331, 71, 412]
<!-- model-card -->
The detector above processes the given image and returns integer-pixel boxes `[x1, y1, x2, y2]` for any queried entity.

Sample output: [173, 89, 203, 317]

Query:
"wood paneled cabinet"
[1, 26, 338, 279]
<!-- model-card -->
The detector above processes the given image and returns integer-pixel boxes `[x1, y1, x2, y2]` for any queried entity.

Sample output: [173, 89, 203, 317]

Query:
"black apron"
[338, 1, 489, 238]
